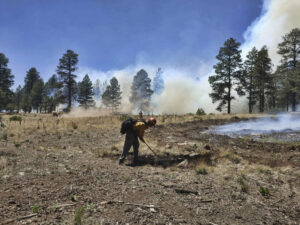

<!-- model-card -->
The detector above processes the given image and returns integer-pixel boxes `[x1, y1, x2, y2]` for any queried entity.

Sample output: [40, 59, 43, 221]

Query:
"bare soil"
[0, 114, 299, 225]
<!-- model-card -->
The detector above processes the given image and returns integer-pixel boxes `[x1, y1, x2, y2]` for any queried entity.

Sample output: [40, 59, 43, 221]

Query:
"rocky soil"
[0, 114, 299, 224]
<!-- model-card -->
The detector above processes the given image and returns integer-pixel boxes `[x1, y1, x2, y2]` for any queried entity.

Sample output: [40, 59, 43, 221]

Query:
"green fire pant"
[120, 131, 139, 162]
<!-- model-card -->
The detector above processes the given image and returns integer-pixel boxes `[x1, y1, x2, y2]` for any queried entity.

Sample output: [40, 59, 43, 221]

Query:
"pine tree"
[0, 53, 14, 111]
[24, 67, 40, 94]
[208, 38, 242, 113]
[78, 74, 95, 108]
[22, 67, 40, 112]
[130, 69, 153, 112]
[109, 77, 122, 110]
[101, 85, 112, 109]
[153, 67, 164, 95]
[255, 46, 273, 113]
[56, 49, 79, 111]
[238, 47, 259, 113]
[101, 77, 122, 111]
[277, 28, 300, 111]
[31, 78, 44, 112]
[20, 93, 32, 113]
[15, 85, 23, 113]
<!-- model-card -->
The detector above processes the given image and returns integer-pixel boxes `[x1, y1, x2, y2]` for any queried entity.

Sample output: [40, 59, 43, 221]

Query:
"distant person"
[119, 117, 156, 166]
[139, 111, 143, 120]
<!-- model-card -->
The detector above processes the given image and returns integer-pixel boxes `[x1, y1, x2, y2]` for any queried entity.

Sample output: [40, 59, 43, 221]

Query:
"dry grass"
[0, 113, 268, 137]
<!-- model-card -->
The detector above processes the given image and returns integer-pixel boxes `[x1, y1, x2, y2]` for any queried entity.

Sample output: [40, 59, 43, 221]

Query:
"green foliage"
[209, 38, 242, 113]
[73, 206, 85, 225]
[20, 93, 32, 113]
[24, 67, 40, 94]
[22, 67, 44, 112]
[237, 177, 249, 193]
[0, 53, 14, 111]
[71, 194, 78, 202]
[6, 103, 15, 114]
[72, 122, 78, 130]
[32, 205, 39, 213]
[239, 47, 259, 113]
[277, 28, 300, 112]
[31, 78, 44, 112]
[259, 186, 270, 197]
[255, 46, 273, 113]
[9, 115, 22, 122]
[14, 85, 23, 113]
[78, 74, 95, 109]
[56, 49, 79, 110]
[196, 108, 206, 115]
[130, 69, 153, 112]
[102, 77, 122, 111]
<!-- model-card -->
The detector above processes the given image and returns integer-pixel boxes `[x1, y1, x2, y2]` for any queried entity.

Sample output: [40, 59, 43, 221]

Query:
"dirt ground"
[0, 114, 299, 225]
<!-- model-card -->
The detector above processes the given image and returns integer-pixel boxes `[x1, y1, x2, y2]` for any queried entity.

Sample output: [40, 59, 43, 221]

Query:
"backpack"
[120, 117, 137, 134]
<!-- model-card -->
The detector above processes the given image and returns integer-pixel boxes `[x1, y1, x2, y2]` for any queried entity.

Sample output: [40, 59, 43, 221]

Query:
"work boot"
[131, 159, 140, 167]
[119, 158, 124, 165]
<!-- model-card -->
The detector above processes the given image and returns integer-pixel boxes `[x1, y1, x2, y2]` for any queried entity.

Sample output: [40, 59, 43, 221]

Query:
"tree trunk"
[249, 92, 252, 114]
[68, 58, 72, 111]
[292, 93, 296, 112]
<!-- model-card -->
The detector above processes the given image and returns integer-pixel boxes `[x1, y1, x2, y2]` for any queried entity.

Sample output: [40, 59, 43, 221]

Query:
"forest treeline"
[0, 49, 164, 113]
[0, 28, 299, 114]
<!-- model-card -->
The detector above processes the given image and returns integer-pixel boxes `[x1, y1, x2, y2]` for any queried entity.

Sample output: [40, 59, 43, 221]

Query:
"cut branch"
[100, 200, 160, 209]
[2, 213, 38, 225]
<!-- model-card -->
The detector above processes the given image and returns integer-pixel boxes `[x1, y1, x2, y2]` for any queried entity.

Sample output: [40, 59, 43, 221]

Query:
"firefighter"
[119, 117, 156, 166]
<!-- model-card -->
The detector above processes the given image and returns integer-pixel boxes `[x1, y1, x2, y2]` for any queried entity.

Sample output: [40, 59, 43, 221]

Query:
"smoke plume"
[71, 0, 300, 116]
[242, 0, 300, 66]
[210, 114, 300, 136]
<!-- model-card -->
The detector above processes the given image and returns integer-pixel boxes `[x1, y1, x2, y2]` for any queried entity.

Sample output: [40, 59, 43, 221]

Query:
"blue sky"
[0, 0, 262, 87]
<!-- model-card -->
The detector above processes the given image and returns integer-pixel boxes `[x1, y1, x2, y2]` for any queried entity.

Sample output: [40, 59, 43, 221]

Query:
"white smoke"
[211, 113, 300, 136]
[79, 63, 214, 114]
[242, 0, 300, 66]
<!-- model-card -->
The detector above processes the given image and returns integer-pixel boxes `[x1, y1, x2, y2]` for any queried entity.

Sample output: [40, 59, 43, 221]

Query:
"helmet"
[148, 117, 157, 126]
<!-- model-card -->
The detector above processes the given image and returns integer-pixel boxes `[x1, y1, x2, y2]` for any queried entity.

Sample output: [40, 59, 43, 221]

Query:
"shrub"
[1, 133, 8, 141]
[196, 108, 206, 116]
[9, 116, 22, 122]
[72, 122, 78, 129]
[71, 194, 78, 202]
[32, 205, 39, 213]
[14, 142, 21, 148]
[237, 177, 249, 193]
[195, 166, 208, 175]
[259, 186, 270, 197]
[74, 206, 85, 225]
